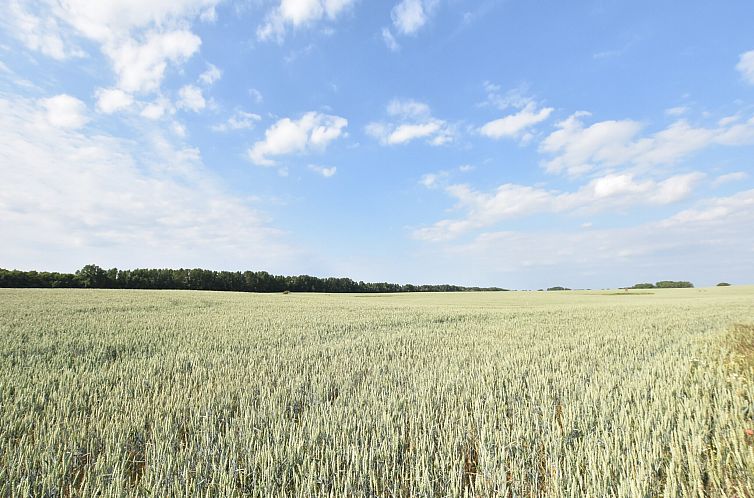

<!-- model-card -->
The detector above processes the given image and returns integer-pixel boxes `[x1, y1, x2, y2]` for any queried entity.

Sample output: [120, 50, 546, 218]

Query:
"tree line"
[0, 265, 507, 293]
[630, 281, 694, 289]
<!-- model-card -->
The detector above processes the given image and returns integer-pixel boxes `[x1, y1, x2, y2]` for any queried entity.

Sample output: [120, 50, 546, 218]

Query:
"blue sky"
[1, 0, 754, 289]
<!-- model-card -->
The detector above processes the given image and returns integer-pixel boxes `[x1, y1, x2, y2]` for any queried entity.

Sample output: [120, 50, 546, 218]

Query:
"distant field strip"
[0, 288, 753, 496]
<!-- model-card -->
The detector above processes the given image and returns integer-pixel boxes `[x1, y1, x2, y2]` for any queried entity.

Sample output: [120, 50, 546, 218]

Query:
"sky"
[1, 0, 754, 289]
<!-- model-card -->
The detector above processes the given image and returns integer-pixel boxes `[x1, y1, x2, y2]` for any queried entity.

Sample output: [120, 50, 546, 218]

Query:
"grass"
[0, 287, 753, 496]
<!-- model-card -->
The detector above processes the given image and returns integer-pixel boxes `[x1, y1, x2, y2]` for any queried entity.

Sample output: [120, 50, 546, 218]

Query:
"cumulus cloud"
[479, 102, 553, 142]
[366, 98, 453, 146]
[95, 87, 134, 114]
[381, 0, 436, 51]
[391, 0, 436, 35]
[39, 94, 88, 128]
[539, 112, 754, 176]
[737, 50, 754, 85]
[140, 98, 171, 120]
[413, 172, 705, 241]
[212, 110, 262, 132]
[248, 112, 348, 166]
[198, 63, 221, 85]
[177, 84, 206, 112]
[308, 164, 337, 177]
[257, 0, 356, 42]
[6, 0, 217, 95]
[106, 30, 202, 93]
[0, 94, 294, 272]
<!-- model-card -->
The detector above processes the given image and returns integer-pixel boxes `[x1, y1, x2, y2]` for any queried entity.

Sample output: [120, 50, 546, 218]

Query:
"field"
[1, 287, 753, 497]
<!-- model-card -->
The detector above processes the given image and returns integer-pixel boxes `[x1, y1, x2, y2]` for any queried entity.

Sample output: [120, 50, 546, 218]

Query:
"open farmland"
[1, 288, 753, 496]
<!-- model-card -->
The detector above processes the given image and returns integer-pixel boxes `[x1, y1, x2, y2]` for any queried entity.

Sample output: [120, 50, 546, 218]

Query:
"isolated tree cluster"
[630, 281, 695, 289]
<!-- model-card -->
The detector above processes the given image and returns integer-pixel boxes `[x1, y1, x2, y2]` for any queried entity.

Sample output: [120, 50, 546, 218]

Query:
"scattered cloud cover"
[177, 85, 206, 112]
[5, 0, 215, 95]
[248, 112, 348, 166]
[382, 27, 400, 52]
[415, 172, 704, 241]
[737, 50, 754, 85]
[712, 171, 748, 187]
[212, 110, 262, 132]
[540, 113, 754, 176]
[257, 0, 357, 42]
[95, 88, 134, 114]
[480, 102, 553, 142]
[308, 164, 337, 177]
[39, 94, 88, 128]
[444, 191, 754, 287]
[1, 1, 754, 288]
[366, 99, 453, 145]
[199, 63, 222, 85]
[0, 94, 294, 271]
[381, 0, 437, 50]
[391, 0, 435, 35]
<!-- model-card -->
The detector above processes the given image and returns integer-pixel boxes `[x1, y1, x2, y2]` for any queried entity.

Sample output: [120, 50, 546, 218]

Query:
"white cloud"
[414, 172, 704, 241]
[391, 0, 436, 35]
[389, 121, 442, 144]
[47, 0, 219, 41]
[140, 98, 171, 120]
[7, 0, 216, 95]
[540, 113, 642, 175]
[737, 50, 754, 85]
[248, 112, 348, 166]
[257, 0, 356, 42]
[381, 0, 437, 50]
[387, 98, 430, 118]
[212, 111, 262, 132]
[95, 87, 134, 114]
[479, 102, 553, 141]
[177, 85, 206, 112]
[540, 112, 754, 176]
[249, 88, 264, 104]
[0, 94, 294, 272]
[419, 171, 449, 188]
[541, 110, 754, 177]
[438, 191, 754, 288]
[382, 27, 400, 51]
[308, 164, 336, 177]
[367, 99, 453, 146]
[665, 106, 689, 117]
[200, 5, 217, 23]
[715, 116, 754, 145]
[5, 0, 84, 60]
[712, 171, 748, 187]
[661, 189, 754, 226]
[106, 30, 202, 93]
[39, 94, 88, 128]
[198, 63, 221, 85]
[481, 82, 533, 111]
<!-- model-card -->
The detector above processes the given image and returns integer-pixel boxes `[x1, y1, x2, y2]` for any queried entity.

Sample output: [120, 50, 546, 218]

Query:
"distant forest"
[0, 265, 507, 293]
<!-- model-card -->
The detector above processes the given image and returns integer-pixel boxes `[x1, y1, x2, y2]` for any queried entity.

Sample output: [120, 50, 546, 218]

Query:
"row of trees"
[630, 281, 695, 289]
[0, 265, 507, 293]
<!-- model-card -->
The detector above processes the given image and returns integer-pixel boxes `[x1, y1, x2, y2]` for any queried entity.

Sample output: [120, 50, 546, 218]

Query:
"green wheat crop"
[1, 287, 753, 496]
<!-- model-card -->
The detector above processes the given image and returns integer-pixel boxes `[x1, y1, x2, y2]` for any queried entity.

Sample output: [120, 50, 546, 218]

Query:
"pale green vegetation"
[1, 287, 753, 496]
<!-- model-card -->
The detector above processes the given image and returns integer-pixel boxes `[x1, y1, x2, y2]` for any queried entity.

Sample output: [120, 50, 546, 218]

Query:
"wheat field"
[1, 287, 753, 496]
